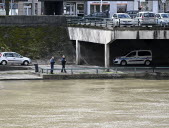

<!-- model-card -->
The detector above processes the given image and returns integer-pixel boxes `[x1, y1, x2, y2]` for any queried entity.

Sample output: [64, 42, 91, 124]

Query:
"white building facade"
[0, 0, 169, 16]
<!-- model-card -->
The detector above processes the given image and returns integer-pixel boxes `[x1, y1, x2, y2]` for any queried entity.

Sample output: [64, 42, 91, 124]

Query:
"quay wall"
[0, 16, 75, 62]
[42, 72, 169, 80]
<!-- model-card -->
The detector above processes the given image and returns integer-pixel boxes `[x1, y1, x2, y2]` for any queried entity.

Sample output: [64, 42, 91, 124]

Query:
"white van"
[113, 50, 152, 66]
[133, 12, 156, 26]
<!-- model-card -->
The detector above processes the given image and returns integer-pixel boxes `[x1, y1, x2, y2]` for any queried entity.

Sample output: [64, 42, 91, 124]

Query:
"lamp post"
[100, 0, 102, 12]
[32, 0, 35, 15]
[161, 0, 166, 12]
[10, 0, 12, 15]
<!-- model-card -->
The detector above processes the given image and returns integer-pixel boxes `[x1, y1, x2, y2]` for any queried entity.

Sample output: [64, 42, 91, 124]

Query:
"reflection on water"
[0, 79, 169, 128]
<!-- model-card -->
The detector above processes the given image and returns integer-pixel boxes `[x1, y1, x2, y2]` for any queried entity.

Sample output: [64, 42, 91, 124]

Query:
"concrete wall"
[0, 16, 66, 26]
[68, 27, 169, 44]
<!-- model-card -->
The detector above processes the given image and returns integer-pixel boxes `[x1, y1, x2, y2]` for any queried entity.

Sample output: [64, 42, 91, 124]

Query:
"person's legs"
[63, 65, 66, 73]
[51, 63, 54, 74]
[61, 64, 63, 72]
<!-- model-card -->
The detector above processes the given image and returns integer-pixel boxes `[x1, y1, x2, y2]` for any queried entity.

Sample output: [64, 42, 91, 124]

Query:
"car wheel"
[120, 60, 127, 66]
[145, 60, 151, 66]
[1, 60, 7, 65]
[23, 60, 29, 66]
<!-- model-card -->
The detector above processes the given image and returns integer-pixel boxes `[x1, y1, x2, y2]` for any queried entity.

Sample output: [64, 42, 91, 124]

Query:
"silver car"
[133, 12, 156, 26]
[112, 13, 133, 27]
[156, 13, 169, 26]
[0, 52, 31, 65]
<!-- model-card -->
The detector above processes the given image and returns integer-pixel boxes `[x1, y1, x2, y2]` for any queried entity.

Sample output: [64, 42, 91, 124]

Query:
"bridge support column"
[105, 43, 110, 70]
[76, 40, 80, 65]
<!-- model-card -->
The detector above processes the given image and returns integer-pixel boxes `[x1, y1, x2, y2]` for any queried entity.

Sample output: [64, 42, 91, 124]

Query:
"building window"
[77, 4, 84, 16]
[90, 2, 110, 14]
[117, 3, 127, 13]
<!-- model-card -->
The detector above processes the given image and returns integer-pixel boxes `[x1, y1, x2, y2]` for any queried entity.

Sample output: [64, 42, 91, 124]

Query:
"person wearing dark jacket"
[61, 55, 66, 73]
[50, 56, 55, 74]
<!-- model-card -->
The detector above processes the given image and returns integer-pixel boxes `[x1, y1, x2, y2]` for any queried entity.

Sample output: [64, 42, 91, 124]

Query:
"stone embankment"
[0, 65, 42, 80]
[42, 72, 169, 80]
[1, 65, 169, 80]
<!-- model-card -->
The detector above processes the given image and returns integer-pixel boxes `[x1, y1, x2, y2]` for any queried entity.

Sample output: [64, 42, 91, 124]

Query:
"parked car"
[0, 52, 31, 65]
[126, 10, 139, 19]
[83, 12, 108, 19]
[112, 13, 133, 26]
[113, 50, 152, 66]
[133, 12, 156, 26]
[155, 13, 169, 26]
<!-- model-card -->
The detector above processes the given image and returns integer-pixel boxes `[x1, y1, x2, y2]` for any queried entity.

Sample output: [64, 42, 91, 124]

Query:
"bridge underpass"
[68, 27, 169, 67]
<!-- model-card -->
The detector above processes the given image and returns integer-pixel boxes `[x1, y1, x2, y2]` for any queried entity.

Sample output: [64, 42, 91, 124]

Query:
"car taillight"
[0, 53, 2, 57]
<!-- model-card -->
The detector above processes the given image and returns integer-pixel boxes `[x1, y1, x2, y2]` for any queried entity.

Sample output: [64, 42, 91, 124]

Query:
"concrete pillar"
[105, 44, 110, 69]
[153, 1, 158, 13]
[32, 0, 35, 15]
[110, 1, 117, 18]
[133, 0, 139, 10]
[76, 40, 80, 65]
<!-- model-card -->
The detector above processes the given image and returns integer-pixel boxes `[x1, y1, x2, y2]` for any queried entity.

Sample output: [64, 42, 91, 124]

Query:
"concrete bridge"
[68, 27, 169, 67]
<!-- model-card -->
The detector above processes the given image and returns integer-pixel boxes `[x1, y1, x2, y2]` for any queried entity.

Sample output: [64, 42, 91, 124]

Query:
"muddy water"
[0, 79, 169, 128]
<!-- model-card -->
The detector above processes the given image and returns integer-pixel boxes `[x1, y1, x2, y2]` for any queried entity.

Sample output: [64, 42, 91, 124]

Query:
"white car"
[0, 52, 31, 65]
[155, 13, 169, 26]
[112, 13, 133, 26]
[133, 12, 156, 26]
[113, 50, 152, 66]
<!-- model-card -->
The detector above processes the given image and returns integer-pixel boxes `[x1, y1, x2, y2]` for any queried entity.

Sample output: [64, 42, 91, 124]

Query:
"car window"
[133, 11, 138, 14]
[155, 14, 159, 18]
[13, 53, 21, 58]
[4, 53, 13, 57]
[161, 14, 169, 18]
[139, 13, 143, 17]
[138, 51, 151, 56]
[113, 14, 117, 18]
[144, 13, 155, 17]
[91, 13, 97, 16]
[126, 52, 136, 57]
[136, 13, 139, 17]
[118, 14, 130, 18]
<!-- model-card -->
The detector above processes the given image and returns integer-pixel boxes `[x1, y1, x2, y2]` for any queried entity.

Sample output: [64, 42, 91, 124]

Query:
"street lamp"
[10, 0, 12, 15]
[100, 0, 102, 12]
[32, 0, 35, 15]
[161, 0, 166, 12]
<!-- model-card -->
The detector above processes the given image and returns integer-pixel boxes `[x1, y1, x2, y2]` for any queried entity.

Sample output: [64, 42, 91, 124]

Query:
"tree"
[5, 0, 10, 15]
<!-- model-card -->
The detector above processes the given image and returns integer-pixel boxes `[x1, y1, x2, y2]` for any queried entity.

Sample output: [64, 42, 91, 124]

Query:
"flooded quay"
[0, 79, 169, 128]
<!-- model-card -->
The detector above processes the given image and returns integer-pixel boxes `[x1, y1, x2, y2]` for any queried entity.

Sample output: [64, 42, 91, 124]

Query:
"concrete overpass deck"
[68, 26, 169, 68]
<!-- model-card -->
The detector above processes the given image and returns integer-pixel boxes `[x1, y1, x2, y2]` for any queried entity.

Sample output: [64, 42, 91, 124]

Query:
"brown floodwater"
[0, 79, 169, 128]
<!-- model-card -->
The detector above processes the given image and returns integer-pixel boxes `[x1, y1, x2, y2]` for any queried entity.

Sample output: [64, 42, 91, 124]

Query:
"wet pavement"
[0, 69, 42, 80]
[1, 64, 169, 80]
[0, 65, 102, 80]
[0, 79, 169, 128]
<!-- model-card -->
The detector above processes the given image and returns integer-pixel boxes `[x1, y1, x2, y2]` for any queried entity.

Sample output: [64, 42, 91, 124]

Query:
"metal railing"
[37, 66, 169, 75]
[66, 16, 169, 28]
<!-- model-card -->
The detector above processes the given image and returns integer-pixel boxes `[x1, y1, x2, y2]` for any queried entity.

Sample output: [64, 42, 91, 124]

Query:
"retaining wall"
[42, 72, 169, 80]
[0, 16, 66, 26]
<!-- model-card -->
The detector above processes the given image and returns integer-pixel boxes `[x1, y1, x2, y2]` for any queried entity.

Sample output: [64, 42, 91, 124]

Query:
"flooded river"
[0, 79, 169, 128]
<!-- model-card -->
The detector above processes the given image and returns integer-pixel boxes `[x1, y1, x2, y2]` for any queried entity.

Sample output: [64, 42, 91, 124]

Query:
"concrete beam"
[68, 27, 169, 44]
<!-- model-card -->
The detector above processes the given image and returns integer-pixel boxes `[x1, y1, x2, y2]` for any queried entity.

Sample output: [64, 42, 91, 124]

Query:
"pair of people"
[50, 55, 67, 74]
